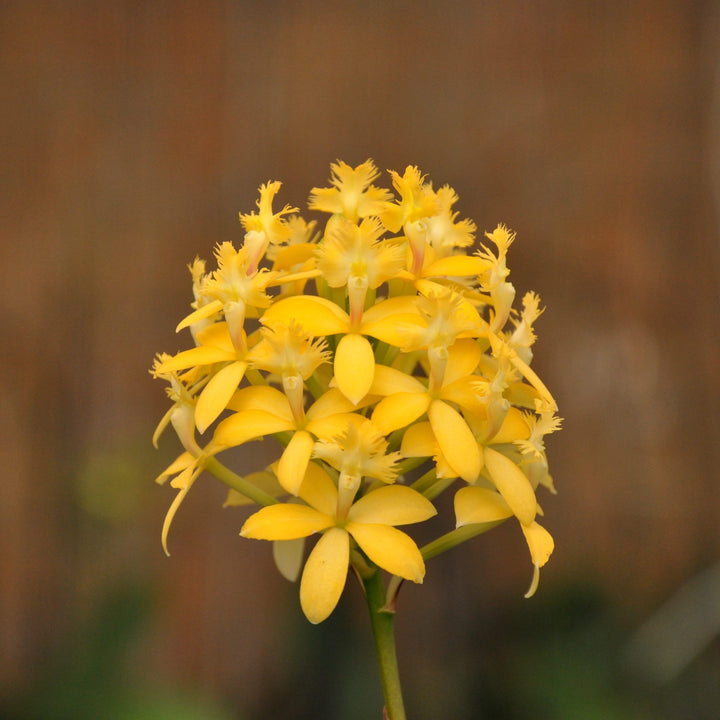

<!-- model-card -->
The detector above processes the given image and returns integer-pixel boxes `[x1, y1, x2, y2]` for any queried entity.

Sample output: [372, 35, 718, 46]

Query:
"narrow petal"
[399, 423, 457, 478]
[334, 333, 375, 405]
[175, 299, 224, 332]
[400, 421, 436, 457]
[371, 392, 431, 434]
[346, 523, 425, 583]
[213, 410, 294, 448]
[361, 295, 420, 323]
[521, 521, 554, 598]
[161, 466, 199, 556]
[428, 400, 482, 483]
[369, 364, 426, 395]
[194, 361, 247, 433]
[362, 313, 426, 347]
[300, 528, 350, 624]
[155, 451, 194, 485]
[484, 446, 536, 526]
[443, 338, 483, 386]
[305, 411, 358, 441]
[241, 504, 333, 540]
[273, 538, 306, 582]
[454, 486, 514, 526]
[305, 388, 358, 421]
[362, 295, 426, 347]
[423, 255, 492, 278]
[297, 461, 338, 515]
[488, 407, 530, 444]
[262, 295, 349, 335]
[521, 521, 554, 568]
[155, 345, 234, 373]
[272, 242, 318, 270]
[227, 385, 293, 421]
[277, 430, 315, 495]
[347, 485, 437, 526]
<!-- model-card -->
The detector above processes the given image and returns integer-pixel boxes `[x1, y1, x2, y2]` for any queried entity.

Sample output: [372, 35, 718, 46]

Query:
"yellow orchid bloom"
[241, 462, 436, 623]
[308, 159, 393, 224]
[378, 165, 440, 234]
[239, 181, 299, 271]
[260, 293, 421, 405]
[211, 383, 373, 496]
[424, 185, 477, 255]
[152, 160, 562, 649]
[154, 322, 249, 434]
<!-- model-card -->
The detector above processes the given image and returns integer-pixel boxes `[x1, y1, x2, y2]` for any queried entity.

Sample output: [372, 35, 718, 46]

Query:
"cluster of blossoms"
[152, 160, 561, 625]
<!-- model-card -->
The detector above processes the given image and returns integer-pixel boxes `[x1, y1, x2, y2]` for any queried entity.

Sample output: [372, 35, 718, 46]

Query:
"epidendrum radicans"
[151, 159, 561, 718]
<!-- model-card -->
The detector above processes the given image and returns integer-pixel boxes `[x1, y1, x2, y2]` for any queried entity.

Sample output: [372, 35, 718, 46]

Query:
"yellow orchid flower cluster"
[152, 160, 561, 626]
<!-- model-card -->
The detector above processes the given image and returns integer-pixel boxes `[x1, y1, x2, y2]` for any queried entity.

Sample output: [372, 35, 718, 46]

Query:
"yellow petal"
[428, 400, 482, 483]
[361, 296, 425, 346]
[155, 451, 194, 485]
[155, 345, 234, 374]
[194, 321, 237, 351]
[300, 527, 350, 624]
[175, 299, 224, 332]
[483, 446, 536, 526]
[213, 410, 294, 448]
[521, 521, 554, 598]
[241, 504, 332, 540]
[505, 381, 542, 409]
[347, 485, 437, 526]
[488, 407, 530, 444]
[277, 430, 315, 495]
[521, 521, 554, 568]
[272, 242, 317, 270]
[161, 466, 199, 556]
[273, 538, 306, 582]
[423, 255, 492, 277]
[369, 364, 426, 395]
[305, 388, 358, 421]
[346, 523, 425, 583]
[400, 421, 437, 457]
[334, 333, 375, 405]
[362, 313, 427, 347]
[371, 392, 431, 434]
[195, 361, 247, 433]
[297, 461, 338, 515]
[454, 486, 514, 526]
[227, 385, 293, 421]
[361, 295, 419, 323]
[444, 338, 483, 386]
[305, 411, 358, 441]
[262, 295, 349, 335]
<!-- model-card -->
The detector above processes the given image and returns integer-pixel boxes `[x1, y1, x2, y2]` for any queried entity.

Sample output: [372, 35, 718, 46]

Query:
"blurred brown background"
[2, 1, 720, 719]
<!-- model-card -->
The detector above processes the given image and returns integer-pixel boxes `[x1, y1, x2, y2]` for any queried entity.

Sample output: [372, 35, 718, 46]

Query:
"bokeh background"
[3, 1, 720, 718]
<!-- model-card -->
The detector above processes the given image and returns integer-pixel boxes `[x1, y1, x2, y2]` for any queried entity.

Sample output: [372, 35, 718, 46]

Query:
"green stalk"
[363, 570, 406, 720]
[420, 520, 505, 561]
[203, 456, 278, 507]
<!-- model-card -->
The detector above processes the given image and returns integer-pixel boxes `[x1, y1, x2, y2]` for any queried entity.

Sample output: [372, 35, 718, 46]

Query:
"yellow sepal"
[483, 446, 536, 526]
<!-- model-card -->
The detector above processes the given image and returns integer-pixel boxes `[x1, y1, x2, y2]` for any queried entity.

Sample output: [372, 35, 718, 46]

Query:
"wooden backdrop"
[2, 1, 719, 717]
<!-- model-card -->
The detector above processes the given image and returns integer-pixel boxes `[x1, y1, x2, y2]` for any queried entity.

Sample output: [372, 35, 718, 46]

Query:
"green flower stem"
[395, 456, 428, 476]
[203, 456, 278, 506]
[363, 570, 406, 720]
[421, 520, 506, 561]
[409, 467, 438, 494]
[421, 476, 456, 502]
